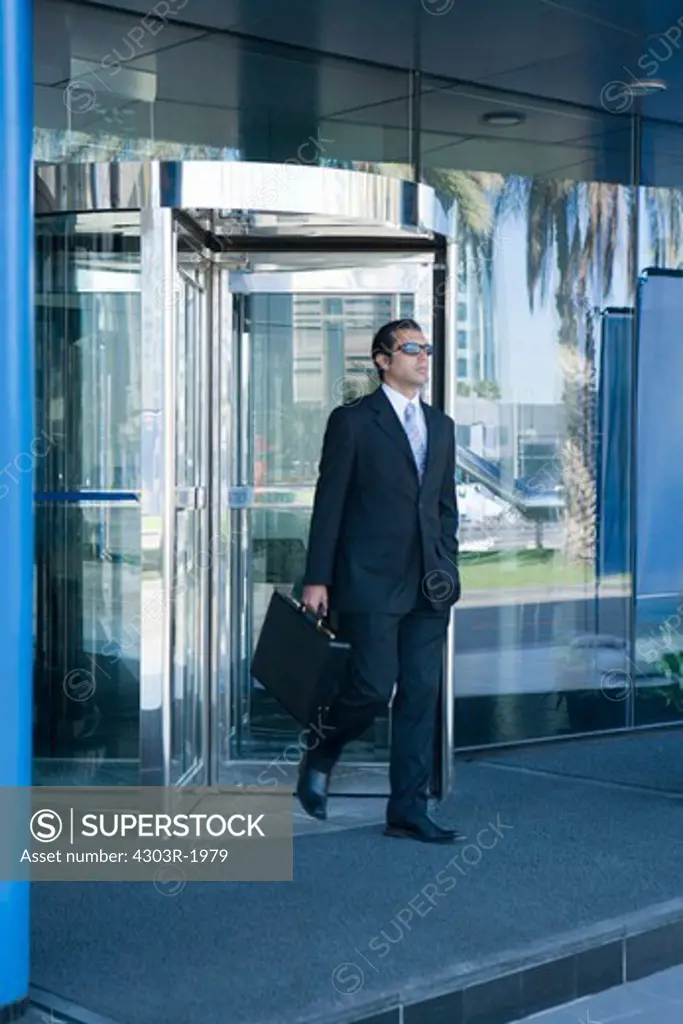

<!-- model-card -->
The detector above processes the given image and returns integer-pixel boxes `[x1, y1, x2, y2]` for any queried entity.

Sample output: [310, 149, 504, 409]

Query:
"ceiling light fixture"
[629, 79, 667, 95]
[481, 111, 526, 127]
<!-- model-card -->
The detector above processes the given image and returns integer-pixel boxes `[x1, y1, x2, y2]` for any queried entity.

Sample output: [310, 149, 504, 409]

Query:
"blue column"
[0, 0, 34, 1017]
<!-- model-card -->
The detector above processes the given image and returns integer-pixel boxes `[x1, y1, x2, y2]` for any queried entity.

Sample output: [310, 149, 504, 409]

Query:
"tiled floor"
[518, 963, 683, 1023]
[27, 1007, 63, 1024]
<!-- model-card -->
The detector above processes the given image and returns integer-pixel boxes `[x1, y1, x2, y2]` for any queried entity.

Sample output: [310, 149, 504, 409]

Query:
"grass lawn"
[458, 548, 595, 591]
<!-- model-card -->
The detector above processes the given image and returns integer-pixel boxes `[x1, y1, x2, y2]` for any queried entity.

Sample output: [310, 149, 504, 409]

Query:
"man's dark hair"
[370, 318, 422, 381]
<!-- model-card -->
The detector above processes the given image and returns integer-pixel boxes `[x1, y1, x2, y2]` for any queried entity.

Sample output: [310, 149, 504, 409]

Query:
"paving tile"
[513, 1009, 578, 1024]
[639, 1006, 683, 1024]
[637, 961, 683, 1004]
[565, 983, 671, 1022]
[513, 964, 683, 1023]
[13, 1009, 44, 1024]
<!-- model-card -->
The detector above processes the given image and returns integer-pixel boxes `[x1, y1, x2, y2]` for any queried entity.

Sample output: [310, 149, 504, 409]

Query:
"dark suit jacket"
[302, 386, 461, 614]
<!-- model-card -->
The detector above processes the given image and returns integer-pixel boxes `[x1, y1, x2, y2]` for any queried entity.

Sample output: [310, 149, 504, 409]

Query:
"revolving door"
[33, 160, 456, 796]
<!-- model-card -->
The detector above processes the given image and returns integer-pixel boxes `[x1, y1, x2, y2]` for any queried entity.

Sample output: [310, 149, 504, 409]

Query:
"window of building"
[399, 295, 414, 319]
[483, 425, 497, 448]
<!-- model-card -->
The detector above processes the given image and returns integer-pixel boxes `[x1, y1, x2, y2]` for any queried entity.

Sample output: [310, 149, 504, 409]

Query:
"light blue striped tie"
[404, 402, 426, 481]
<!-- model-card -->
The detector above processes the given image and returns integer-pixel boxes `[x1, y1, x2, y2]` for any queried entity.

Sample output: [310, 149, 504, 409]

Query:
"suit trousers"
[307, 592, 449, 820]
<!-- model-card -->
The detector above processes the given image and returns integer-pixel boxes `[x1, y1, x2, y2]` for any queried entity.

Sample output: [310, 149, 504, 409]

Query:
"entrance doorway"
[33, 161, 456, 797]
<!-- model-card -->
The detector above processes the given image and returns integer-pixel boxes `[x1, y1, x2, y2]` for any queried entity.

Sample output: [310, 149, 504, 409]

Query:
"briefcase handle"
[291, 596, 336, 639]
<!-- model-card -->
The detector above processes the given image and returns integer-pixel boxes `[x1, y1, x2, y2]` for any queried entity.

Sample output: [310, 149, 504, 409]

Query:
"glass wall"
[632, 123, 683, 728]
[421, 82, 637, 745]
[34, 212, 141, 784]
[34, 0, 412, 172]
[33, 0, 683, 761]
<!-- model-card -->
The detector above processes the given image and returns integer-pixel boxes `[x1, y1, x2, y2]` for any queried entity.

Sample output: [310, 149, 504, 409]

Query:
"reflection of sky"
[494, 217, 560, 405]
[491, 186, 632, 406]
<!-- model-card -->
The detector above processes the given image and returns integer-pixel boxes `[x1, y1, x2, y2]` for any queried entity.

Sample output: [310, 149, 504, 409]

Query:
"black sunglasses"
[395, 342, 433, 356]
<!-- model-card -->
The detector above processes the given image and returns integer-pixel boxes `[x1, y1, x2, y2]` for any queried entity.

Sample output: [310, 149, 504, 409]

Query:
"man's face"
[384, 327, 431, 389]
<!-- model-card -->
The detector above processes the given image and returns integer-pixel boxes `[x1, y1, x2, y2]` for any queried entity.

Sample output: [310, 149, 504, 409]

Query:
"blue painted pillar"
[0, 0, 34, 1017]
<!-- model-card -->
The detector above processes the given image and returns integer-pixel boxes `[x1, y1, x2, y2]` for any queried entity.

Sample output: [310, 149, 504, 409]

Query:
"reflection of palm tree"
[643, 187, 683, 267]
[495, 179, 629, 311]
[375, 162, 500, 245]
[423, 168, 502, 237]
[423, 171, 504, 359]
[348, 164, 501, 401]
[418, 169, 638, 563]
[494, 179, 683, 563]
[374, 163, 676, 563]
[493, 177, 634, 562]
[380, 158, 683, 562]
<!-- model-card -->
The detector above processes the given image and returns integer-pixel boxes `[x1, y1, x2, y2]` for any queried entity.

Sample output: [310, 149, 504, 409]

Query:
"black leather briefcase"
[250, 589, 351, 727]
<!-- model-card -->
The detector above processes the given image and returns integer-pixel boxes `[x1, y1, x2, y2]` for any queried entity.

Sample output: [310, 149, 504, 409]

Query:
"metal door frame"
[35, 160, 456, 796]
[219, 245, 446, 797]
[137, 204, 212, 786]
[170, 214, 212, 786]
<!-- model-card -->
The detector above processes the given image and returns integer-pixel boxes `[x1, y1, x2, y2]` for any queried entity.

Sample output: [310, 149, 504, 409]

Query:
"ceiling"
[35, 0, 683, 186]
[65, 0, 683, 117]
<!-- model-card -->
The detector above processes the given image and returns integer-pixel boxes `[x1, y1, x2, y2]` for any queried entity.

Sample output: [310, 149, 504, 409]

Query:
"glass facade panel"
[641, 122, 683, 190]
[35, 214, 141, 493]
[421, 81, 636, 745]
[420, 80, 634, 183]
[31, 4, 683, 776]
[35, 0, 411, 173]
[34, 213, 141, 784]
[632, 125, 683, 727]
[33, 503, 140, 784]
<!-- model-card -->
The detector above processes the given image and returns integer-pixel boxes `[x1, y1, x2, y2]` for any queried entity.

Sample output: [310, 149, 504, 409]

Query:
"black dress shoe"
[430, 819, 464, 840]
[296, 764, 329, 820]
[384, 815, 465, 844]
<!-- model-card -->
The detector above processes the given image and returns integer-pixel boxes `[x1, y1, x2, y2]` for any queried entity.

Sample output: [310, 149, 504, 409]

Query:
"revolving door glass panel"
[34, 212, 142, 785]
[226, 253, 437, 771]
[169, 233, 210, 786]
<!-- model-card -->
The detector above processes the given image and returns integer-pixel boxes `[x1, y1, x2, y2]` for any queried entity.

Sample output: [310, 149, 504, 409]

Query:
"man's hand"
[302, 584, 328, 617]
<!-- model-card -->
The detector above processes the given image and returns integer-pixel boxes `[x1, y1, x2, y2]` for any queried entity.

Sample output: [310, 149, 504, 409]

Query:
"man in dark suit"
[297, 318, 462, 844]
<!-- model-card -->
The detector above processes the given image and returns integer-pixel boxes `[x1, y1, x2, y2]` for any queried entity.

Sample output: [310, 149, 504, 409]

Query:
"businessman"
[298, 318, 463, 844]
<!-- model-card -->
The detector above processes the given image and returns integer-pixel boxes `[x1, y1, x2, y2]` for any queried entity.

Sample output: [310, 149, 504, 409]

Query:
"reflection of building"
[292, 293, 414, 404]
[455, 397, 564, 485]
[251, 289, 420, 486]
[456, 240, 497, 387]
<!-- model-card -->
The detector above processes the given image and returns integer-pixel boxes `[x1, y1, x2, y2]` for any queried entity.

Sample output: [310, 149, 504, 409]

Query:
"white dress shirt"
[382, 382, 427, 447]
